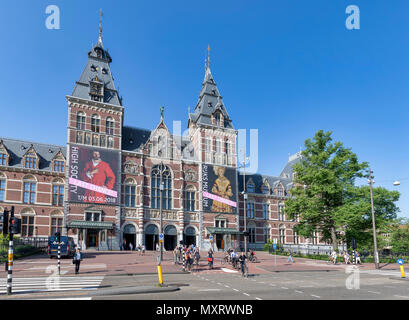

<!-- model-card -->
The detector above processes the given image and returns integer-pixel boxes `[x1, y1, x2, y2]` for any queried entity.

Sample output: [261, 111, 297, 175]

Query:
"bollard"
[400, 265, 406, 278]
[157, 265, 164, 286]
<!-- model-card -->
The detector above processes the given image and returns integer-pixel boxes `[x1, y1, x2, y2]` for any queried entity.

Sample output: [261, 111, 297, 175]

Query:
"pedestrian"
[141, 244, 145, 256]
[129, 242, 133, 251]
[138, 244, 142, 256]
[73, 248, 83, 275]
[173, 247, 178, 264]
[287, 250, 295, 263]
[122, 240, 126, 251]
[195, 249, 200, 268]
[355, 251, 361, 264]
[331, 250, 337, 265]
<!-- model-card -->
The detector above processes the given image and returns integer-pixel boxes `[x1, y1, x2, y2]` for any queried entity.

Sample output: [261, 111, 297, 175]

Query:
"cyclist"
[194, 249, 200, 267]
[238, 251, 247, 277]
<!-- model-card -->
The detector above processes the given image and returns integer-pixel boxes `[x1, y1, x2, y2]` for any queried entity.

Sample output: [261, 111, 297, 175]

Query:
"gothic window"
[263, 225, 270, 243]
[248, 224, 256, 243]
[91, 114, 100, 133]
[184, 186, 195, 212]
[151, 164, 172, 210]
[277, 185, 284, 197]
[76, 112, 86, 130]
[106, 117, 114, 135]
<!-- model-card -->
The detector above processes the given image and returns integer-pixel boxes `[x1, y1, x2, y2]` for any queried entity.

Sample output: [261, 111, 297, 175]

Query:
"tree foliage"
[284, 130, 400, 251]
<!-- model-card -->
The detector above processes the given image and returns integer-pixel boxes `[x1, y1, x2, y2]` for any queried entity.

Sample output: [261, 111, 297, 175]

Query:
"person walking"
[138, 244, 142, 256]
[331, 250, 338, 265]
[129, 242, 133, 251]
[73, 248, 83, 275]
[355, 251, 361, 264]
[287, 250, 295, 263]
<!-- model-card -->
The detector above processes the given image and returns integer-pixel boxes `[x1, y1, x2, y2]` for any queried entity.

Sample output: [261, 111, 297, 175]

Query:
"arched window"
[124, 178, 136, 208]
[22, 175, 36, 204]
[184, 185, 195, 212]
[215, 112, 221, 126]
[151, 164, 172, 210]
[106, 117, 114, 135]
[91, 114, 100, 133]
[76, 112, 86, 130]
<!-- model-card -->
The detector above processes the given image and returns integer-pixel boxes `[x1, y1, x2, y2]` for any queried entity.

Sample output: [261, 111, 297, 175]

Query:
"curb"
[389, 277, 409, 281]
[89, 285, 180, 296]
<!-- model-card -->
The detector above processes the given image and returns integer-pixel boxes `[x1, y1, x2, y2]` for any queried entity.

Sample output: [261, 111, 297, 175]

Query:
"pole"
[7, 207, 14, 295]
[242, 149, 247, 257]
[159, 163, 164, 262]
[368, 168, 379, 269]
[58, 242, 61, 276]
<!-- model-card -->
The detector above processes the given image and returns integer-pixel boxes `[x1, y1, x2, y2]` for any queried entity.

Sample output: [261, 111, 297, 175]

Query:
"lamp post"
[240, 149, 249, 257]
[368, 168, 379, 269]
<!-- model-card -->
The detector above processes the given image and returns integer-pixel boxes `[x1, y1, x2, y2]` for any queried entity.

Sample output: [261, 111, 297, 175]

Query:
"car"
[48, 236, 76, 258]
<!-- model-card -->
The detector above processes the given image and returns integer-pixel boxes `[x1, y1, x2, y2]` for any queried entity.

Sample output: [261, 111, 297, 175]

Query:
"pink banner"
[69, 178, 118, 198]
[203, 191, 237, 208]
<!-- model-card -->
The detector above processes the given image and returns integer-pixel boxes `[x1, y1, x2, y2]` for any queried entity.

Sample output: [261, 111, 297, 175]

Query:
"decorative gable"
[0, 140, 10, 166]
[23, 145, 39, 169]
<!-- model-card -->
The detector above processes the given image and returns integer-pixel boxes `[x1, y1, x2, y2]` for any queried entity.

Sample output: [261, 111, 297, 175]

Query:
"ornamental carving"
[122, 209, 139, 218]
[145, 210, 178, 220]
[184, 212, 199, 222]
[124, 161, 139, 175]
[185, 169, 197, 182]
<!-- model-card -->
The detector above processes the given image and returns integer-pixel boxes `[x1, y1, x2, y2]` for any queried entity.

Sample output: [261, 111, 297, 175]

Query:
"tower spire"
[207, 44, 211, 69]
[97, 9, 104, 47]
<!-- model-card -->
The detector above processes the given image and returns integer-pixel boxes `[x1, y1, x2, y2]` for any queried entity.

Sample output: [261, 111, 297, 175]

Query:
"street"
[0, 251, 408, 300]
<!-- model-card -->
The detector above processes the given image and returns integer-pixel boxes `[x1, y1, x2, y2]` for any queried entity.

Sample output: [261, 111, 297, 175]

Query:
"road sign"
[209, 235, 213, 241]
[159, 233, 164, 243]
[273, 244, 277, 251]
[397, 259, 404, 265]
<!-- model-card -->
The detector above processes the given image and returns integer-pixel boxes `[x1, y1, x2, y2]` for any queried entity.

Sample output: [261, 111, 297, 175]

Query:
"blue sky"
[0, 1, 408, 217]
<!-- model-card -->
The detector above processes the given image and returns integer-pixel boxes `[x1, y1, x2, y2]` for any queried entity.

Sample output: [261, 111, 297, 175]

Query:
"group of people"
[330, 250, 361, 265]
[121, 240, 146, 255]
[173, 244, 201, 271]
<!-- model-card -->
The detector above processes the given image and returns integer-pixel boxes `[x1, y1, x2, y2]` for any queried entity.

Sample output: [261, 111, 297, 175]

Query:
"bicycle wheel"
[252, 256, 258, 263]
[244, 265, 248, 278]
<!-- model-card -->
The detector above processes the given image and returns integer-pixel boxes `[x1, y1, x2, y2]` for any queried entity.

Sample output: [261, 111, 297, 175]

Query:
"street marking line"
[367, 291, 380, 294]
[221, 268, 238, 273]
[243, 293, 250, 296]
[281, 287, 288, 290]
[295, 290, 303, 294]
[255, 297, 262, 300]
[394, 295, 409, 299]
[384, 286, 395, 288]
[233, 289, 239, 292]
[199, 289, 222, 292]
[311, 295, 321, 298]
[224, 285, 230, 288]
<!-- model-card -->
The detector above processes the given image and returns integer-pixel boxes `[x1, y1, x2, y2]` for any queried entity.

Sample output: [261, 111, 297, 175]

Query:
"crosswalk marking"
[0, 276, 104, 294]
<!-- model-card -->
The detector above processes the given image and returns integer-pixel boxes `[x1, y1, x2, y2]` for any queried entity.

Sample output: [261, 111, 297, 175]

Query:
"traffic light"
[243, 231, 249, 237]
[8, 217, 20, 235]
[352, 238, 357, 250]
[2, 210, 9, 235]
[55, 232, 61, 243]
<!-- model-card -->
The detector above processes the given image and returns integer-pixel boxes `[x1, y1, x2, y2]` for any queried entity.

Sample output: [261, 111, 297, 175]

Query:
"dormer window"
[208, 102, 213, 108]
[102, 68, 108, 75]
[262, 184, 270, 194]
[0, 153, 6, 166]
[53, 160, 65, 173]
[24, 156, 37, 169]
[90, 65, 97, 72]
[246, 182, 255, 193]
[215, 113, 221, 126]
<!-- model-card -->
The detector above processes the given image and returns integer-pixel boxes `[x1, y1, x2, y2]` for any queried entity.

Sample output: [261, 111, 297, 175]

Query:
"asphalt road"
[91, 268, 409, 300]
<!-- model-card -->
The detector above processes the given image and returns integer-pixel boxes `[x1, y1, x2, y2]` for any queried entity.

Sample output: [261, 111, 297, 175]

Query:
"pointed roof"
[189, 65, 234, 129]
[70, 19, 122, 107]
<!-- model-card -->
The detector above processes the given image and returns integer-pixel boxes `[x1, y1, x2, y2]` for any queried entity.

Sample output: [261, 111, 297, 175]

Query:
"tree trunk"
[331, 227, 338, 251]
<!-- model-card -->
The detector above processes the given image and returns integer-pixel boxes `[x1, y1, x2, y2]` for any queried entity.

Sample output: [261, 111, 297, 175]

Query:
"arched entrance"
[164, 225, 177, 251]
[123, 224, 136, 250]
[145, 224, 159, 251]
[184, 226, 196, 247]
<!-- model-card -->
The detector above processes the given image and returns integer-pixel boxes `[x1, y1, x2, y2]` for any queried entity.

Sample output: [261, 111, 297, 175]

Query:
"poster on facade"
[68, 144, 120, 205]
[202, 164, 237, 213]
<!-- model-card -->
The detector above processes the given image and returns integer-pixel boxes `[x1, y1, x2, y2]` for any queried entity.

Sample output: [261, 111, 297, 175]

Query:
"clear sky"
[0, 1, 407, 217]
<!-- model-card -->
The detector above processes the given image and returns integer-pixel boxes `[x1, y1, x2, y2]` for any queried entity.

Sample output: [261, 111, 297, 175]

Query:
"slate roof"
[279, 152, 303, 179]
[0, 137, 66, 171]
[189, 67, 234, 129]
[71, 35, 122, 106]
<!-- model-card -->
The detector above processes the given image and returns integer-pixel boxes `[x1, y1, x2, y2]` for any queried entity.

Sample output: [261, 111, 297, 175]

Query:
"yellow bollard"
[157, 265, 164, 286]
[400, 265, 406, 278]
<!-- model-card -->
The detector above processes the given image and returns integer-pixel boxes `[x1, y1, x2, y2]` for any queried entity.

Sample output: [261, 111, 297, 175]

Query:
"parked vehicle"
[47, 236, 76, 258]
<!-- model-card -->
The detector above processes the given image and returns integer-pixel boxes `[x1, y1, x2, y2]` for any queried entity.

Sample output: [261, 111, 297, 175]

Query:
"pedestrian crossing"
[0, 276, 104, 294]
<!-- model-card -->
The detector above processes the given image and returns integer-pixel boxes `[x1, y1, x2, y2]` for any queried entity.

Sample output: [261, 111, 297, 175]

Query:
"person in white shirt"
[331, 250, 337, 264]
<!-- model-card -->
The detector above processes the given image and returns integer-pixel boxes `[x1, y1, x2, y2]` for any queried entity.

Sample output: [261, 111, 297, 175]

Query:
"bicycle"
[248, 254, 258, 263]
[241, 262, 248, 278]
[221, 254, 230, 265]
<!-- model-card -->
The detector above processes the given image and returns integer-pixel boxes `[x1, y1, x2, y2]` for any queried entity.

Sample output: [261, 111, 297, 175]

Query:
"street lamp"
[240, 149, 250, 257]
[367, 168, 379, 269]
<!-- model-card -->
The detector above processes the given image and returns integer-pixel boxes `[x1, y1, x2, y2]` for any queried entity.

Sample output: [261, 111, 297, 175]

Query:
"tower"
[65, 15, 123, 250]
[188, 50, 240, 250]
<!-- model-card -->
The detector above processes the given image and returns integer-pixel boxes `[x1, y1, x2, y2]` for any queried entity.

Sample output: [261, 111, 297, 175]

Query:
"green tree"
[284, 130, 368, 251]
[390, 224, 409, 253]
